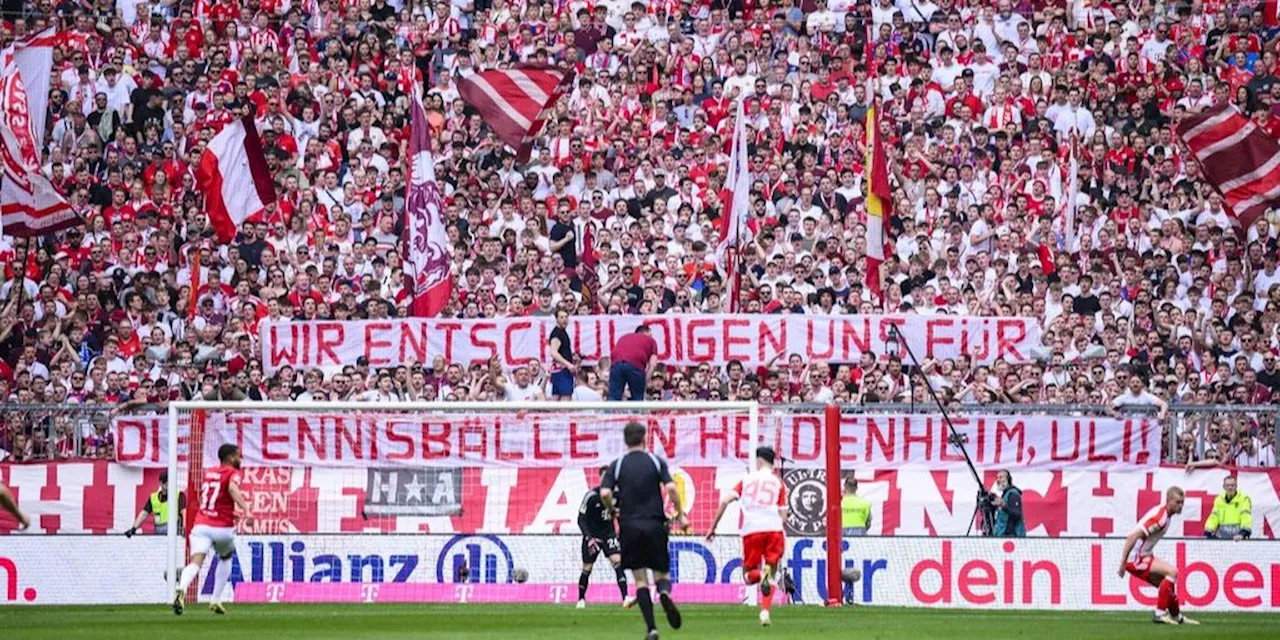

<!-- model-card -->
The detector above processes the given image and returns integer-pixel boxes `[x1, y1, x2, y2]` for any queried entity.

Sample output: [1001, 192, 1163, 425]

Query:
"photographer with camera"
[990, 469, 1026, 538]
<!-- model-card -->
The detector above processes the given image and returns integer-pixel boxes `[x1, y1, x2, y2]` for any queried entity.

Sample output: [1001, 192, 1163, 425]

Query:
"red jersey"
[195, 465, 243, 528]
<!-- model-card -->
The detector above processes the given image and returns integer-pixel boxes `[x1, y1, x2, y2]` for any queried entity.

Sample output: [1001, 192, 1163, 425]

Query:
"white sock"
[178, 563, 200, 592]
[212, 557, 233, 603]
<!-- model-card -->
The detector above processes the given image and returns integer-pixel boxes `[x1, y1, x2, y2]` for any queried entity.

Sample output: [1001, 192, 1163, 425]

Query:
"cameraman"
[991, 469, 1025, 537]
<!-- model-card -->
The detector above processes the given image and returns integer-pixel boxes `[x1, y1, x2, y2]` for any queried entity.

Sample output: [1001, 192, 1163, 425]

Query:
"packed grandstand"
[0, 0, 1277, 471]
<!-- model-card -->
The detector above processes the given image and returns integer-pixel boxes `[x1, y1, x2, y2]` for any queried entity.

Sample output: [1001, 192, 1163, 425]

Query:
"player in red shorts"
[1117, 486, 1199, 625]
[706, 446, 787, 627]
[174, 444, 254, 616]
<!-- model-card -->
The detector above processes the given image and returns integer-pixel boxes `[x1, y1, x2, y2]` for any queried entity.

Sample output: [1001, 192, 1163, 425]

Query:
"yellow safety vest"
[150, 491, 170, 526]
[1205, 491, 1252, 537]
[841, 494, 871, 529]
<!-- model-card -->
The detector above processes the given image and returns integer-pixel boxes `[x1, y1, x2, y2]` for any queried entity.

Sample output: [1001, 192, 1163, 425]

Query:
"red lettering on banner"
[806, 319, 835, 360]
[995, 319, 1026, 361]
[1022, 557, 1061, 604]
[940, 417, 965, 464]
[260, 416, 289, 461]
[838, 423, 859, 463]
[228, 415, 253, 455]
[398, 322, 428, 363]
[995, 420, 1026, 464]
[493, 419, 522, 461]
[569, 421, 597, 460]
[700, 416, 729, 459]
[647, 319, 673, 362]
[364, 323, 393, 365]
[866, 416, 894, 462]
[1087, 421, 1117, 463]
[503, 320, 534, 365]
[791, 417, 820, 462]
[423, 421, 450, 458]
[1224, 563, 1263, 607]
[927, 318, 955, 358]
[759, 319, 785, 363]
[733, 416, 752, 460]
[533, 421, 561, 461]
[687, 319, 716, 362]
[298, 416, 327, 461]
[268, 324, 299, 367]
[334, 418, 364, 461]
[470, 323, 499, 364]
[317, 323, 343, 367]
[114, 419, 148, 463]
[384, 420, 414, 461]
[910, 540, 951, 604]
[968, 319, 991, 362]
[1051, 420, 1079, 462]
[438, 323, 463, 363]
[844, 318, 871, 359]
[1136, 420, 1153, 465]
[722, 319, 751, 361]
[902, 417, 932, 462]
[649, 418, 676, 458]
[1177, 543, 1218, 607]
[571, 321, 601, 361]
[459, 421, 487, 460]
[958, 560, 997, 604]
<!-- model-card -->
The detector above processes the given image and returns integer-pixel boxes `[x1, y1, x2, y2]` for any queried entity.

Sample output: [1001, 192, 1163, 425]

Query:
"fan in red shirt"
[173, 444, 253, 616]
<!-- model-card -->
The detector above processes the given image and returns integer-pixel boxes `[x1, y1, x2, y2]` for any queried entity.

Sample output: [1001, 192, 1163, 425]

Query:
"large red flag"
[1176, 104, 1280, 235]
[196, 116, 276, 244]
[718, 100, 750, 312]
[404, 91, 452, 317]
[456, 65, 575, 162]
[864, 30, 892, 304]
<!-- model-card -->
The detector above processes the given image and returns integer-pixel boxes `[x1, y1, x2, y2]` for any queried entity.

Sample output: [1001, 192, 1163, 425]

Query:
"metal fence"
[0, 402, 1276, 466]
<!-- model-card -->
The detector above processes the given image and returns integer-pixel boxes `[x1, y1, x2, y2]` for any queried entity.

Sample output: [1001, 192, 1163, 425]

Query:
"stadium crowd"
[0, 0, 1277, 467]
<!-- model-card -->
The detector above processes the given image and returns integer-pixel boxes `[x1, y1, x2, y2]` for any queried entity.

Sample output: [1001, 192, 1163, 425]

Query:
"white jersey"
[1129, 502, 1174, 562]
[732, 469, 786, 535]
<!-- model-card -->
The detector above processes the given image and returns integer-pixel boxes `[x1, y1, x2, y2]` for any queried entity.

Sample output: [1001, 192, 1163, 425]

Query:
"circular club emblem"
[782, 468, 827, 536]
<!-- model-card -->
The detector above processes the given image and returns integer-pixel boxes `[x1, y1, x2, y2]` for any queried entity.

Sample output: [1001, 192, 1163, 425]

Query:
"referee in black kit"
[601, 422, 686, 639]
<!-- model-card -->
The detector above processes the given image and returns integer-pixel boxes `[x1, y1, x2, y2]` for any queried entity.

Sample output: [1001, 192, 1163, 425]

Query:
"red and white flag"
[1177, 103, 1280, 235]
[0, 28, 77, 237]
[456, 65, 575, 161]
[196, 116, 276, 244]
[718, 99, 750, 312]
[404, 91, 452, 317]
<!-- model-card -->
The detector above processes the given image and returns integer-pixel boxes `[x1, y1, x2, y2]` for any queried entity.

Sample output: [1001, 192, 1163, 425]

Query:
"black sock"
[636, 588, 657, 631]
[578, 571, 591, 601]
[615, 567, 628, 598]
[655, 578, 672, 597]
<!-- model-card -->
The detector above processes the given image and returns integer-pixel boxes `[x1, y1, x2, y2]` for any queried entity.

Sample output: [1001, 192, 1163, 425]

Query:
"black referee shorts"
[618, 519, 669, 572]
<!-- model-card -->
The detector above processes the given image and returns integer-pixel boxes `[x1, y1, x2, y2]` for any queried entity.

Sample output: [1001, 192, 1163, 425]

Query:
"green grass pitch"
[2, 604, 1276, 639]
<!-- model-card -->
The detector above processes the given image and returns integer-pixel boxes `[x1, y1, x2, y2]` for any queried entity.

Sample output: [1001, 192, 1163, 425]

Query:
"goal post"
[164, 400, 761, 604]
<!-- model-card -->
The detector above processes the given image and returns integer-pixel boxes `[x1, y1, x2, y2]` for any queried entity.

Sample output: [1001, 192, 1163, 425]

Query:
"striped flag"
[404, 90, 452, 317]
[1065, 138, 1079, 244]
[196, 116, 276, 244]
[864, 28, 892, 304]
[456, 65, 575, 162]
[718, 99, 750, 312]
[1176, 103, 1280, 235]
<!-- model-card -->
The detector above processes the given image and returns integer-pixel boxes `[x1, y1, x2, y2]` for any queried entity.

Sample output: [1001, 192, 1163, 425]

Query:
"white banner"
[113, 411, 1159, 472]
[4, 535, 1278, 610]
[259, 314, 1042, 373]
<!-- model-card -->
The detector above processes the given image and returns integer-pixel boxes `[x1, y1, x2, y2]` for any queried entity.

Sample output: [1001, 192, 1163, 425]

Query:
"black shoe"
[781, 569, 797, 598]
[646, 631, 660, 640]
[760, 566, 773, 597]
[659, 592, 682, 629]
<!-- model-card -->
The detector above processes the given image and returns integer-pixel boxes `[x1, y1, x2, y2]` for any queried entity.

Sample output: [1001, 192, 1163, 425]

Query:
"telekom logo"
[265, 584, 286, 603]
[360, 584, 380, 603]
[547, 585, 569, 603]
[0, 557, 38, 602]
[454, 584, 474, 603]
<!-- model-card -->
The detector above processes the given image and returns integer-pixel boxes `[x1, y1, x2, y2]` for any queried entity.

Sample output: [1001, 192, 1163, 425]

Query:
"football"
[841, 568, 862, 583]
[513, 567, 530, 583]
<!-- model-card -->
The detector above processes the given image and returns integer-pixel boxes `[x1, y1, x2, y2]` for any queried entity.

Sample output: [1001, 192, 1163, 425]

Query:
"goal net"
[165, 400, 767, 605]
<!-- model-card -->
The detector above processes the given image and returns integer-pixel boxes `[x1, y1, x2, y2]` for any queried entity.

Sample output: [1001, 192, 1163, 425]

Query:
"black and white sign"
[364, 468, 462, 516]
[782, 468, 826, 536]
